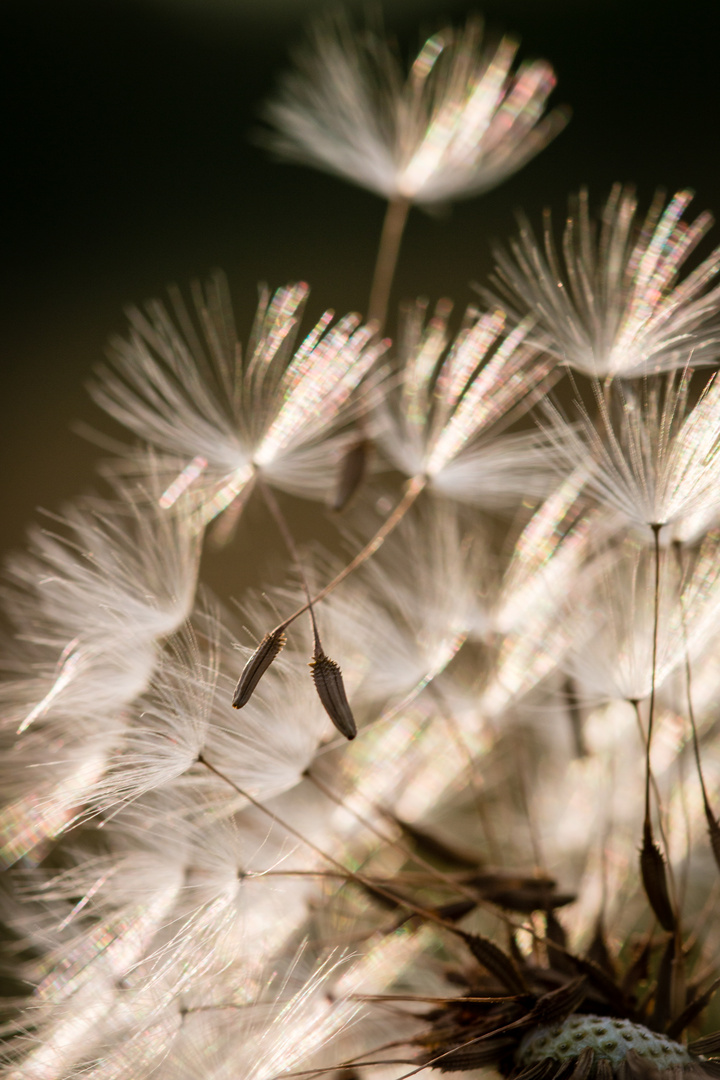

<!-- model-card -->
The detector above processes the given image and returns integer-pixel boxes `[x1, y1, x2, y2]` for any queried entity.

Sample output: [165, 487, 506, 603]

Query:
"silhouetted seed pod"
[309, 647, 357, 739]
[639, 821, 676, 932]
[570, 955, 626, 1011]
[232, 629, 287, 708]
[652, 934, 676, 1033]
[569, 1048, 595, 1080]
[332, 438, 370, 511]
[394, 816, 481, 868]
[705, 804, 720, 875]
[529, 976, 587, 1027]
[668, 975, 720, 1039]
[458, 930, 527, 995]
[689, 1031, 720, 1057]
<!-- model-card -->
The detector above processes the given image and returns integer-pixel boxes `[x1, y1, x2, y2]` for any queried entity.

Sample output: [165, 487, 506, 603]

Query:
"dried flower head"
[483, 186, 720, 378]
[262, 14, 567, 207]
[404, 880, 720, 1080]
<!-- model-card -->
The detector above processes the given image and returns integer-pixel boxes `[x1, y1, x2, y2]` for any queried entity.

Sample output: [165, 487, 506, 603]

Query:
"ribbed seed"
[309, 647, 357, 740]
[232, 629, 286, 708]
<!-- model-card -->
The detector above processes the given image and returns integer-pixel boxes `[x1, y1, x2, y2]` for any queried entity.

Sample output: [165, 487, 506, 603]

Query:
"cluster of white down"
[3, 280, 720, 1078]
[5, 13, 720, 1080]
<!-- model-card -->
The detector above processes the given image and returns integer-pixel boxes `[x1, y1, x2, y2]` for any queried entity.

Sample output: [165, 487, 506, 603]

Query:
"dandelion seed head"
[544, 373, 720, 535]
[262, 14, 567, 206]
[485, 186, 720, 378]
[92, 277, 385, 523]
[378, 300, 554, 501]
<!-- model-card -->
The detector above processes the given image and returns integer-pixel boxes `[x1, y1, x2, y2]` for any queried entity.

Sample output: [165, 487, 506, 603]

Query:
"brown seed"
[587, 918, 616, 978]
[459, 930, 527, 995]
[332, 438, 370, 511]
[705, 804, 720, 875]
[595, 1061, 613, 1080]
[309, 647, 357, 740]
[668, 975, 720, 1040]
[393, 816, 482, 868]
[530, 975, 587, 1027]
[689, 1029, 720, 1056]
[652, 933, 675, 1031]
[232, 629, 286, 709]
[515, 1062, 558, 1080]
[546, 909, 575, 976]
[639, 820, 676, 932]
[572, 955, 626, 1011]
[568, 1046, 595, 1080]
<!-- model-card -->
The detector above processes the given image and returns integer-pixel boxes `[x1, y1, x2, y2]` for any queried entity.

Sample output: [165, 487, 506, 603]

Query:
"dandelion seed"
[483, 186, 720, 378]
[543, 371, 720, 537]
[562, 537, 720, 704]
[91, 276, 386, 526]
[262, 14, 567, 208]
[377, 300, 557, 505]
[233, 629, 287, 709]
[2, 489, 200, 653]
[310, 646, 357, 741]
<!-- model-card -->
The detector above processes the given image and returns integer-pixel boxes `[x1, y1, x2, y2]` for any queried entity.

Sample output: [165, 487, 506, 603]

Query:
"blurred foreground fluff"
[4, 11, 720, 1080]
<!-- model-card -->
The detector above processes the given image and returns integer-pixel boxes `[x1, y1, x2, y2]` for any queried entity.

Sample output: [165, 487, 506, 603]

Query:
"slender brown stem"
[258, 477, 320, 646]
[306, 770, 509, 921]
[631, 699, 674, 878]
[368, 196, 411, 330]
[197, 751, 463, 932]
[273, 475, 426, 635]
[645, 522, 662, 828]
[672, 541, 712, 817]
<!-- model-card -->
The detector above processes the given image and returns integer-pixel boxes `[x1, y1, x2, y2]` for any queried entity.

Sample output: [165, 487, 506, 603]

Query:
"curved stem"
[274, 474, 426, 634]
[644, 522, 662, 829]
[368, 196, 411, 331]
[196, 751, 469, 932]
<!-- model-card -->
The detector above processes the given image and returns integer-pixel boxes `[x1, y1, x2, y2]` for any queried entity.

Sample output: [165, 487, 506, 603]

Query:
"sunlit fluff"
[85, 625, 216, 815]
[376, 299, 555, 502]
[479, 472, 596, 715]
[544, 371, 720, 535]
[262, 14, 567, 206]
[91, 275, 386, 524]
[321, 502, 488, 706]
[2, 493, 200, 658]
[484, 186, 720, 377]
[565, 537, 720, 702]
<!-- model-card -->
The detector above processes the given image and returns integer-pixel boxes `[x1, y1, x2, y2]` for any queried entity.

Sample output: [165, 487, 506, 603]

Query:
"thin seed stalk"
[645, 522, 662, 828]
[672, 540, 720, 873]
[275, 474, 427, 634]
[368, 196, 411, 330]
[257, 478, 356, 738]
[195, 753, 468, 930]
[637, 524, 677, 933]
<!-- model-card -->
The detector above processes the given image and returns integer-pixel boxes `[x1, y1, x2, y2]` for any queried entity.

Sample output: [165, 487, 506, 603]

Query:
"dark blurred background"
[2, 0, 719, 570]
